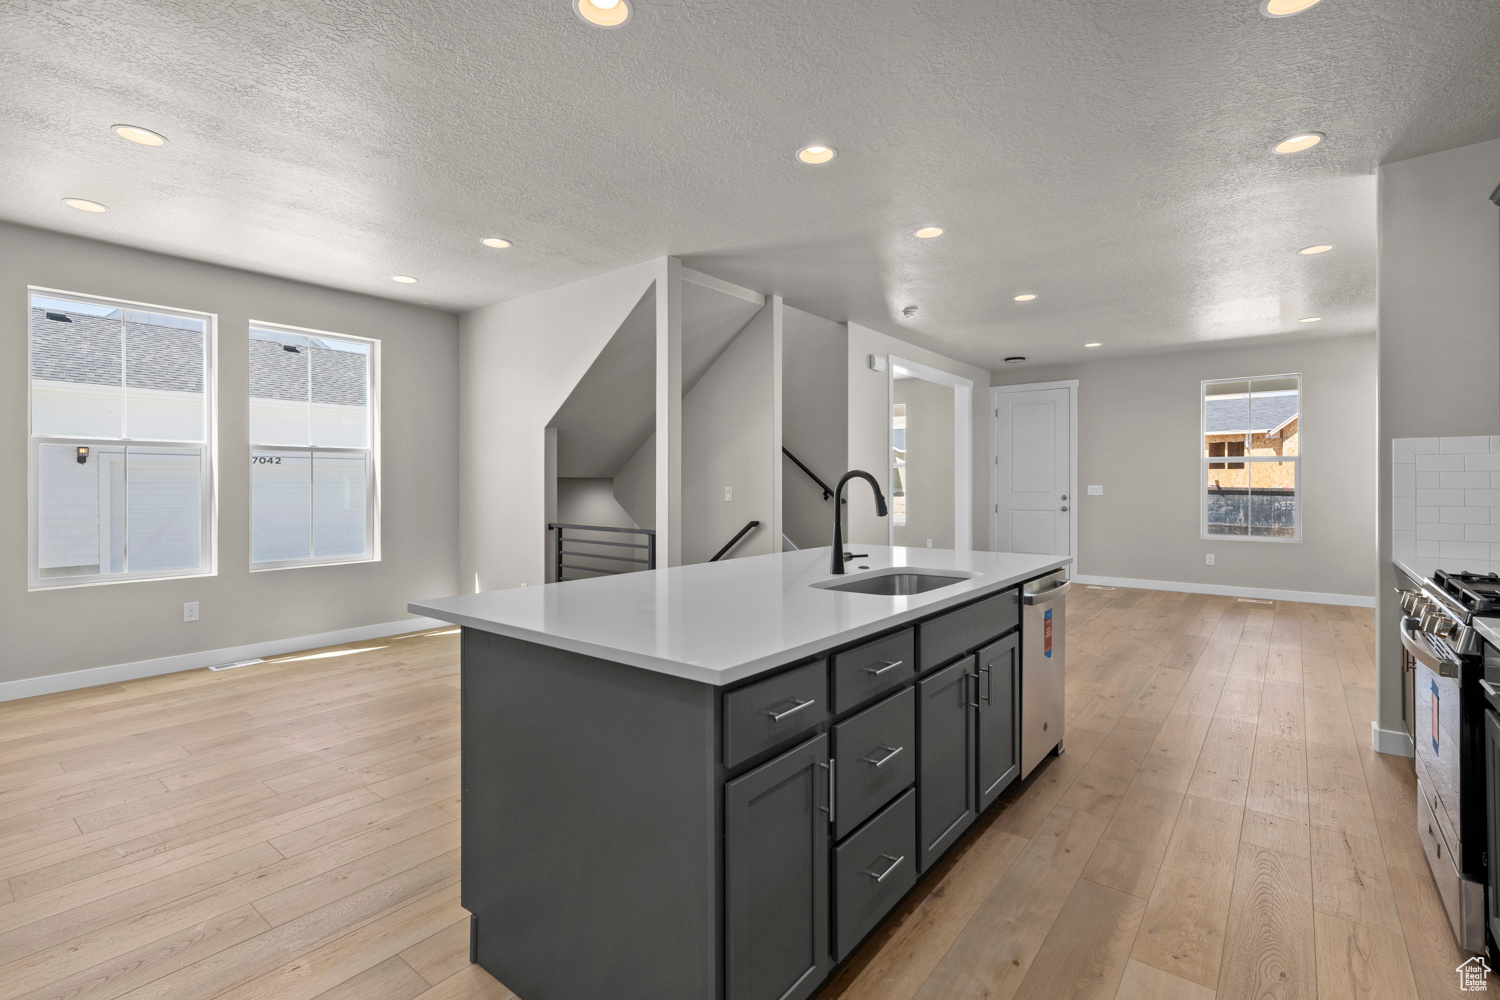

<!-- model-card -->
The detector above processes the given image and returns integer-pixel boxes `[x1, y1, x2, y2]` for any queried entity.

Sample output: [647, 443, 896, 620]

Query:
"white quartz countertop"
[409, 546, 1070, 686]
[1393, 554, 1500, 585]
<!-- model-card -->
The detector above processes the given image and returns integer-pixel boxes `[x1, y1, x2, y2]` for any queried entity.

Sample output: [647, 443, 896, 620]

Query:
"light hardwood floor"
[0, 589, 1490, 1000]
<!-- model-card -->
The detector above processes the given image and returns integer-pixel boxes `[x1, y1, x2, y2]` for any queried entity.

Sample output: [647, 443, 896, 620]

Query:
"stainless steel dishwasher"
[1021, 570, 1069, 778]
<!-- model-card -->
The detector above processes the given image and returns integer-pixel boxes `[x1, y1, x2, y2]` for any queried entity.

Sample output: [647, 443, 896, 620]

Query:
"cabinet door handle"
[817, 759, 836, 825]
[979, 664, 991, 705]
[967, 672, 980, 708]
[1481, 679, 1499, 699]
[863, 853, 904, 882]
[766, 698, 815, 721]
[862, 744, 904, 767]
[862, 659, 904, 676]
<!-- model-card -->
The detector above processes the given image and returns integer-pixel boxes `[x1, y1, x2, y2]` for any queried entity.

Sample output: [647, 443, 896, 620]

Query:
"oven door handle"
[1400, 620, 1460, 678]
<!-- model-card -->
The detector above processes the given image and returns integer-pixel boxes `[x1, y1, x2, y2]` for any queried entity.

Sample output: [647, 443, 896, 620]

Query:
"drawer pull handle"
[1482, 679, 1500, 698]
[766, 698, 816, 722]
[864, 854, 904, 882]
[818, 759, 836, 825]
[862, 659, 905, 676]
[863, 745, 904, 767]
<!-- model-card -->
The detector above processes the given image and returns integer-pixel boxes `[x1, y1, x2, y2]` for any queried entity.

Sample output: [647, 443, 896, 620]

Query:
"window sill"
[1200, 533, 1302, 544]
[249, 554, 380, 573]
[29, 567, 216, 592]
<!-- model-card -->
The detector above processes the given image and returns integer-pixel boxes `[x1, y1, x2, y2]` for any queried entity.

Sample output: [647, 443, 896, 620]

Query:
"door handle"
[863, 854, 905, 882]
[818, 759, 835, 825]
[862, 744, 904, 767]
[862, 659, 904, 676]
[766, 698, 815, 721]
[1481, 679, 1500, 699]
[967, 672, 980, 708]
[1022, 580, 1071, 605]
[979, 664, 991, 704]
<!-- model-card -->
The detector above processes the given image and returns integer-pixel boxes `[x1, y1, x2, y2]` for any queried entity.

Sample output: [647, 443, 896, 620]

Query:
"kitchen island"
[409, 545, 1070, 1000]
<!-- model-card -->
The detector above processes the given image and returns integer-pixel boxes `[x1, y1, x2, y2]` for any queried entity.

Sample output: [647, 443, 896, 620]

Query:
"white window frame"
[247, 320, 380, 571]
[26, 286, 218, 590]
[1200, 372, 1302, 544]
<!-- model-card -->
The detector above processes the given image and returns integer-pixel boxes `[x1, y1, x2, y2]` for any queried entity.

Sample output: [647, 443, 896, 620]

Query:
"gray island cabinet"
[409, 546, 1068, 1000]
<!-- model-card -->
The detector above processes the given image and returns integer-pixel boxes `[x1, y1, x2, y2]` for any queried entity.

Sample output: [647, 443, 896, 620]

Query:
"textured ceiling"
[3, 0, 1499, 369]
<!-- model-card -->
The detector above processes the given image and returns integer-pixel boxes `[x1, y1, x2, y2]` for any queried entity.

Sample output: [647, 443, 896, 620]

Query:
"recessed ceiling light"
[1004, 356, 1026, 364]
[112, 124, 167, 146]
[481, 237, 512, 249]
[797, 145, 836, 165]
[1273, 132, 1324, 154]
[1084, 342, 1102, 348]
[1298, 244, 1334, 255]
[1260, 0, 1323, 16]
[1298, 316, 1321, 323]
[914, 227, 943, 239]
[576, 0, 629, 27]
[63, 198, 108, 213]
[1013, 293, 1037, 302]
[392, 275, 418, 284]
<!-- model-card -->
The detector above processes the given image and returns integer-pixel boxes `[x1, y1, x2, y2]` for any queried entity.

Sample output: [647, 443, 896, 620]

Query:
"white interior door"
[993, 384, 1074, 556]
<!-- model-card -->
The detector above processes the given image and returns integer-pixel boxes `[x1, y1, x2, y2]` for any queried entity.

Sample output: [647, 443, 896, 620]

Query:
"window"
[891, 402, 907, 527]
[28, 289, 214, 588]
[1202, 374, 1300, 541]
[249, 322, 377, 568]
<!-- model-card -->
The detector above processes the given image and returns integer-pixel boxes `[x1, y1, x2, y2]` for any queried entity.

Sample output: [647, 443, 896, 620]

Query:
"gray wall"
[892, 377, 956, 550]
[1375, 139, 1500, 743]
[556, 478, 639, 529]
[0, 222, 459, 683]
[993, 334, 1378, 601]
[782, 306, 847, 550]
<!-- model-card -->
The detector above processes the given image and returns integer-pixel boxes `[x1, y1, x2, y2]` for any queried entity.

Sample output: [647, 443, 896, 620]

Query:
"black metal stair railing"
[710, 521, 761, 562]
[548, 523, 656, 581]
[783, 447, 845, 503]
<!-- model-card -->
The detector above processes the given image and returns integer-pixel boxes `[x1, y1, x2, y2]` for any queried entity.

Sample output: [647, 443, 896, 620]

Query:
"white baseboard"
[1070, 574, 1376, 608]
[0, 617, 448, 705]
[1371, 721, 1416, 758]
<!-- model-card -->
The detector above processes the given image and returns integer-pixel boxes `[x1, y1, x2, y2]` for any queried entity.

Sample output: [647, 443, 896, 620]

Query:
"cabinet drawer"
[918, 590, 1019, 671]
[724, 660, 829, 768]
[834, 788, 916, 961]
[832, 687, 915, 839]
[832, 628, 915, 714]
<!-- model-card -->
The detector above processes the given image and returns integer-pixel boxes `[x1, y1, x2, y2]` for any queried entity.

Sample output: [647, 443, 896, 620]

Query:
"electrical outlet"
[724, 486, 733, 501]
[1087, 485, 1103, 496]
[183, 601, 199, 622]
[926, 539, 933, 548]
[1205, 554, 1215, 566]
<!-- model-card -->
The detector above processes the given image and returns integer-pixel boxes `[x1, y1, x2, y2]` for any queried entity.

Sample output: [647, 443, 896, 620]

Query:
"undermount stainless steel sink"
[813, 569, 974, 596]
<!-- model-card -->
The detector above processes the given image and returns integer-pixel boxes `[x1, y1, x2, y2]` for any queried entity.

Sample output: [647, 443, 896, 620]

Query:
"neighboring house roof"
[1205, 393, 1298, 435]
[30, 307, 366, 407]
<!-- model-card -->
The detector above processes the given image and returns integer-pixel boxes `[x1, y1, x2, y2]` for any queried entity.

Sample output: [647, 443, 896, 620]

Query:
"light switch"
[1205, 554, 1215, 566]
[1087, 485, 1103, 495]
[724, 486, 733, 501]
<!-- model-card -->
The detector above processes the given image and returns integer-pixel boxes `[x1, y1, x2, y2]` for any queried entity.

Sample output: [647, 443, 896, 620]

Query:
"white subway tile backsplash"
[1393, 498, 1416, 528]
[1442, 471, 1492, 489]
[1418, 506, 1442, 523]
[1418, 523, 1466, 541]
[1417, 489, 1466, 506]
[1466, 453, 1500, 471]
[1419, 540, 1442, 556]
[1441, 540, 1493, 560]
[1492, 507, 1500, 524]
[1441, 506, 1492, 524]
[1492, 436, 1500, 453]
[1467, 524, 1500, 543]
[1492, 471, 1500, 489]
[1406, 438, 1442, 454]
[1394, 530, 1416, 557]
[1416, 472, 1441, 489]
[1467, 490, 1500, 506]
[1419, 454, 1466, 472]
[1442, 436, 1493, 454]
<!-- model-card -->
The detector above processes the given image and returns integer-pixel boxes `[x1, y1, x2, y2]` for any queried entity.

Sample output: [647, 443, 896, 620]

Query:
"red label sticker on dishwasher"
[1044, 608, 1053, 659]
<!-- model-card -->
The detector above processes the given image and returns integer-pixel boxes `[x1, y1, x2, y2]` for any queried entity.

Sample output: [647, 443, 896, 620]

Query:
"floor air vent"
[209, 658, 264, 672]
[1237, 598, 1274, 605]
[1085, 585, 1115, 591]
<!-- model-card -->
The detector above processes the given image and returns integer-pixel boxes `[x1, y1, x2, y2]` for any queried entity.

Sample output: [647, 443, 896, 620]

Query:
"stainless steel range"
[1397, 570, 1494, 953]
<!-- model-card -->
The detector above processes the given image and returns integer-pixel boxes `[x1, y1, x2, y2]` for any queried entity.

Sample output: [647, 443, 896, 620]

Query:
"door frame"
[990, 380, 1078, 558]
[887, 357, 974, 551]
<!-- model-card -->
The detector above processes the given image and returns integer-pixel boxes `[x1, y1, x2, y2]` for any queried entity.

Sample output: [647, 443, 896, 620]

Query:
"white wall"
[782, 306, 848, 549]
[846, 323, 990, 549]
[992, 334, 1378, 602]
[459, 261, 658, 590]
[0, 221, 459, 685]
[892, 377, 956, 549]
[556, 478, 638, 529]
[1375, 139, 1500, 747]
[682, 300, 780, 564]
